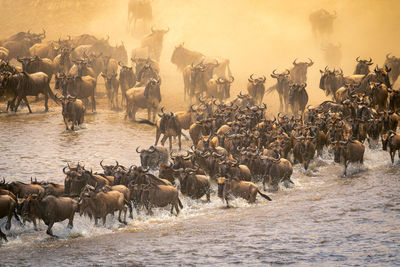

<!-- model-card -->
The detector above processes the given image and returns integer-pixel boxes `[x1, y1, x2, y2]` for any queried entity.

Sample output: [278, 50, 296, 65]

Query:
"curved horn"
[386, 53, 393, 60]
[356, 56, 360, 62]
[229, 76, 234, 83]
[136, 146, 143, 153]
[100, 160, 105, 168]
[248, 74, 254, 82]
[308, 58, 313, 66]
[115, 161, 119, 168]
[368, 57, 372, 63]
[293, 58, 298, 65]
[63, 166, 68, 174]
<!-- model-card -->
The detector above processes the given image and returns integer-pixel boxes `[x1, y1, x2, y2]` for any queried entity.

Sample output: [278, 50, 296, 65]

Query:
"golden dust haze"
[1, 0, 400, 113]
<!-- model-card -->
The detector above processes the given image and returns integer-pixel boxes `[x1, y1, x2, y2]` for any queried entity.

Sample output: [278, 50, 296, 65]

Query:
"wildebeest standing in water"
[125, 77, 161, 122]
[101, 72, 120, 110]
[13, 71, 58, 113]
[57, 95, 86, 131]
[118, 62, 136, 107]
[127, 0, 153, 35]
[155, 108, 182, 150]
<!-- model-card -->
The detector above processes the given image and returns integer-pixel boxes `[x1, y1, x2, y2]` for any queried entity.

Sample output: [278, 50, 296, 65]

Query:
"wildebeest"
[155, 108, 182, 150]
[0, 29, 45, 60]
[79, 186, 127, 225]
[0, 195, 17, 241]
[290, 58, 313, 84]
[332, 140, 365, 177]
[22, 194, 78, 236]
[309, 9, 336, 38]
[68, 59, 95, 78]
[217, 177, 271, 207]
[125, 77, 161, 122]
[13, 71, 58, 113]
[171, 43, 204, 72]
[136, 145, 169, 169]
[127, 0, 153, 34]
[17, 55, 55, 81]
[101, 72, 120, 109]
[384, 53, 400, 84]
[321, 42, 342, 67]
[118, 62, 136, 107]
[140, 27, 169, 62]
[64, 75, 97, 112]
[29, 41, 61, 60]
[270, 69, 291, 112]
[247, 74, 266, 105]
[289, 83, 309, 115]
[319, 67, 344, 98]
[177, 168, 211, 201]
[381, 131, 400, 165]
[138, 183, 182, 215]
[0, 47, 9, 60]
[262, 156, 293, 191]
[53, 47, 74, 74]
[57, 95, 86, 130]
[354, 57, 373, 75]
[206, 76, 234, 101]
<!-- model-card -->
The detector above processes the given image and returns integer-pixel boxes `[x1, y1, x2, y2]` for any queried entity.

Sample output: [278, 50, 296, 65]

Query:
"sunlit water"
[0, 108, 399, 266]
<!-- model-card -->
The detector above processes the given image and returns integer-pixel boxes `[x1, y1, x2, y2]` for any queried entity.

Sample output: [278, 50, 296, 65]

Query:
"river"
[0, 106, 399, 266]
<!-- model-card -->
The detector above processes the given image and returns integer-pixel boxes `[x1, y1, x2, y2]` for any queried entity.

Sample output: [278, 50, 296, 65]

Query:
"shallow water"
[0, 108, 399, 266]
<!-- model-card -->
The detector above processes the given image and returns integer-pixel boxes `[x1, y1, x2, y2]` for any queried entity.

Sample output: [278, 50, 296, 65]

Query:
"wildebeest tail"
[265, 84, 277, 94]
[136, 119, 156, 126]
[257, 190, 272, 201]
[178, 197, 183, 209]
[47, 84, 59, 104]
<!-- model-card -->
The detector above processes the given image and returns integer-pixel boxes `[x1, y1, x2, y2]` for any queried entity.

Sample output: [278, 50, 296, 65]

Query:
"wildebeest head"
[57, 95, 77, 117]
[136, 146, 157, 169]
[248, 74, 266, 87]
[55, 73, 67, 95]
[332, 140, 347, 163]
[216, 76, 234, 99]
[16, 57, 32, 71]
[148, 27, 169, 44]
[60, 47, 74, 65]
[100, 160, 119, 176]
[291, 58, 313, 83]
[354, 57, 373, 75]
[144, 77, 161, 102]
[373, 65, 392, 89]
[73, 59, 89, 77]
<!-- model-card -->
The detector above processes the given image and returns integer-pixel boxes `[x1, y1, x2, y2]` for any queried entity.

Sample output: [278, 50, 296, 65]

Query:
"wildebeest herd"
[1, 9, 400, 242]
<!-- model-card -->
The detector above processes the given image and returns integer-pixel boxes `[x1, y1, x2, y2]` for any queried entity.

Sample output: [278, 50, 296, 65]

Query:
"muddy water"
[0, 108, 399, 266]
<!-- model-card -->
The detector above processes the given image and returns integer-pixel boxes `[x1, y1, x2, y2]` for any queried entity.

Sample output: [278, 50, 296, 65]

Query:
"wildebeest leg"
[32, 217, 38, 231]
[6, 211, 12, 231]
[67, 214, 74, 229]
[102, 216, 106, 226]
[155, 128, 161, 146]
[44, 93, 49, 111]
[92, 91, 96, 112]
[152, 107, 157, 122]
[115, 87, 119, 110]
[169, 136, 173, 151]
[160, 135, 168, 147]
[178, 134, 182, 150]
[63, 117, 69, 130]
[46, 221, 55, 236]
[131, 108, 137, 121]
[390, 149, 395, 165]
[126, 200, 133, 219]
[206, 187, 211, 202]
[343, 162, 348, 177]
[0, 228, 7, 242]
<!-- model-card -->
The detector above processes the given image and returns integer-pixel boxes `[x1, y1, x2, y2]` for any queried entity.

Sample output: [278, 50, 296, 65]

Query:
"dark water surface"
[0, 109, 399, 266]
